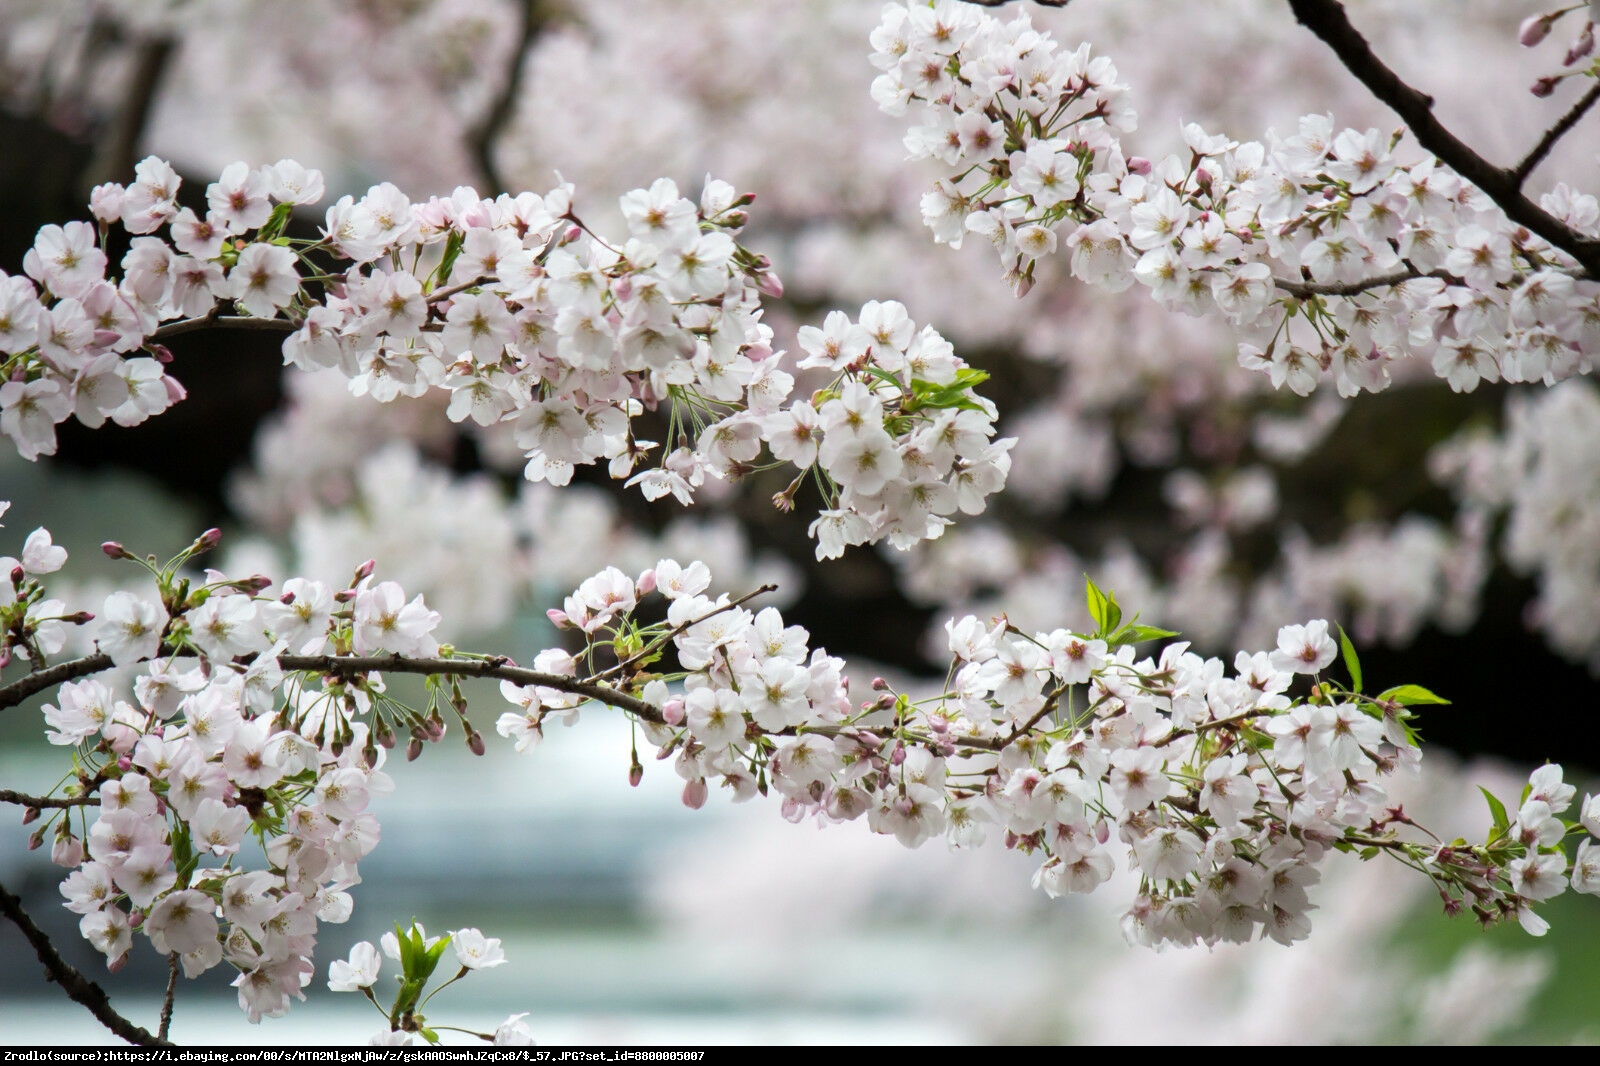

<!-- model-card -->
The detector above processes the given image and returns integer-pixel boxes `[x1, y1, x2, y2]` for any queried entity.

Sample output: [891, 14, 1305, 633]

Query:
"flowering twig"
[1286, 0, 1600, 275]
[1512, 79, 1600, 187]
[0, 879, 173, 1047]
[158, 955, 178, 1042]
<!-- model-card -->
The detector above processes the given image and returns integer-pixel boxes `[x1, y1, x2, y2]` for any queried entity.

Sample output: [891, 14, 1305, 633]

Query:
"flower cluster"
[9, 519, 485, 1022]
[2, 160, 1009, 556]
[872, 0, 1600, 397]
[519, 560, 1600, 947]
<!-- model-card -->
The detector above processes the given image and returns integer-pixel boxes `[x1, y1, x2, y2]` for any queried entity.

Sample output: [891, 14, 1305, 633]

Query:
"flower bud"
[22, 806, 40, 825]
[239, 575, 273, 595]
[1127, 156, 1152, 176]
[890, 741, 907, 766]
[681, 779, 708, 809]
[128, 910, 144, 929]
[101, 541, 131, 560]
[407, 737, 424, 762]
[871, 677, 889, 691]
[194, 528, 223, 553]
[89, 182, 125, 223]
[1564, 22, 1594, 64]
[546, 608, 571, 628]
[52, 834, 83, 868]
[661, 698, 685, 727]
[635, 568, 656, 595]
[467, 730, 486, 757]
[353, 559, 376, 582]
[63, 611, 95, 625]
[27, 826, 44, 849]
[107, 953, 129, 975]
[10, 565, 23, 585]
[1520, 13, 1556, 46]
[1532, 75, 1560, 97]
[628, 760, 644, 788]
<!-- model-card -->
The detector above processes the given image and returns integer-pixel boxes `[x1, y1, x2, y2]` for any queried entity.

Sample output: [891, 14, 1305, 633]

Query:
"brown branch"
[468, 0, 551, 196]
[589, 583, 778, 683]
[276, 654, 666, 725]
[1272, 268, 1446, 299]
[158, 954, 178, 1041]
[151, 312, 300, 342]
[1287, 0, 1600, 276]
[0, 878, 173, 1047]
[0, 789, 98, 809]
[1513, 79, 1600, 188]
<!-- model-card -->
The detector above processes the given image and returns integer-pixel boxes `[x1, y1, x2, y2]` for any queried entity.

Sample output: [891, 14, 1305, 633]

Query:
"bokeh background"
[1, 0, 1598, 1044]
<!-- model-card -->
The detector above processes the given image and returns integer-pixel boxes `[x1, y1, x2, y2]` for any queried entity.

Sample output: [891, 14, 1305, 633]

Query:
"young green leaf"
[1336, 623, 1362, 693]
[1375, 684, 1450, 706]
[1479, 786, 1510, 835]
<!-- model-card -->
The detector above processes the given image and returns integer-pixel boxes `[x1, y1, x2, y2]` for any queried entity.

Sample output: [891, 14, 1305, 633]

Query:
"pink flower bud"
[662, 698, 685, 727]
[890, 741, 907, 766]
[127, 910, 144, 929]
[195, 528, 223, 553]
[1532, 75, 1561, 97]
[353, 559, 376, 582]
[89, 182, 125, 223]
[407, 738, 424, 761]
[117, 756, 132, 771]
[240, 575, 273, 595]
[1520, 13, 1555, 46]
[9, 566, 23, 585]
[628, 761, 644, 788]
[148, 344, 175, 365]
[101, 541, 130, 560]
[635, 568, 656, 595]
[1127, 156, 1152, 175]
[467, 730, 486, 757]
[27, 826, 44, 848]
[64, 612, 95, 625]
[22, 806, 40, 825]
[682, 779, 708, 809]
[871, 677, 889, 691]
[1565, 22, 1594, 64]
[51, 835, 83, 868]
[546, 608, 570, 628]
[162, 376, 187, 402]
[875, 694, 896, 711]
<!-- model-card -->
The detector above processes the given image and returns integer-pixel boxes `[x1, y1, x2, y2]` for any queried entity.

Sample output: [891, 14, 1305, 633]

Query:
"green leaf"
[1084, 577, 1121, 636]
[1375, 684, 1450, 706]
[1479, 786, 1510, 835]
[1116, 623, 1179, 645]
[432, 230, 465, 292]
[1336, 623, 1362, 693]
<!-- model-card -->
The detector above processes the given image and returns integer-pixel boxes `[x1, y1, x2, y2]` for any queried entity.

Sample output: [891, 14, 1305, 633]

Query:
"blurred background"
[1, 0, 1598, 1044]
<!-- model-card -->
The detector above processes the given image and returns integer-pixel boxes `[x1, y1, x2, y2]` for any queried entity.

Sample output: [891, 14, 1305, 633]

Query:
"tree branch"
[82, 35, 175, 194]
[467, 0, 550, 196]
[1272, 268, 1449, 298]
[150, 312, 300, 342]
[0, 789, 98, 809]
[158, 954, 178, 1041]
[1512, 79, 1600, 188]
[0, 653, 117, 710]
[0, 878, 173, 1047]
[1286, 0, 1600, 275]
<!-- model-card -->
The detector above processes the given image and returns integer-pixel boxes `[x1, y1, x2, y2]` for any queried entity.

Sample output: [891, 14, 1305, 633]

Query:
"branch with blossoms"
[871, 1, 1600, 399]
[0, 157, 1012, 560]
[2, 500, 1599, 1041]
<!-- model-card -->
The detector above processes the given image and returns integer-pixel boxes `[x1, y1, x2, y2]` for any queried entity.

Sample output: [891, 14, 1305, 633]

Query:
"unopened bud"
[27, 826, 45, 849]
[101, 541, 131, 560]
[1532, 75, 1561, 97]
[1565, 23, 1594, 64]
[127, 910, 144, 929]
[64, 611, 95, 625]
[875, 694, 896, 711]
[682, 779, 708, 809]
[467, 730, 486, 757]
[1520, 13, 1556, 47]
[636, 568, 656, 596]
[735, 192, 757, 207]
[195, 528, 222, 553]
[890, 741, 907, 766]
[333, 588, 356, 603]
[22, 806, 40, 825]
[52, 834, 83, 868]
[1127, 155, 1152, 176]
[407, 737, 424, 762]
[9, 566, 23, 585]
[662, 698, 685, 727]
[870, 677, 889, 691]
[756, 271, 784, 299]
[628, 760, 644, 788]
[107, 952, 129, 974]
[353, 559, 376, 582]
[240, 575, 273, 595]
[546, 608, 570, 628]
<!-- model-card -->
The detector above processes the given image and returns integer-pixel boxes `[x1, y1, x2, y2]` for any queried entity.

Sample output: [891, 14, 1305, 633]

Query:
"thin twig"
[468, 0, 550, 195]
[1513, 79, 1600, 188]
[0, 878, 173, 1047]
[0, 789, 98, 810]
[1287, 0, 1600, 275]
[158, 954, 178, 1041]
[590, 583, 779, 683]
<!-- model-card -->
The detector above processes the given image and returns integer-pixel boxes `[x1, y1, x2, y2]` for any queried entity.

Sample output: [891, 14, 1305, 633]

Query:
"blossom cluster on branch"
[0, 159, 1010, 559]
[873, 0, 1600, 397]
